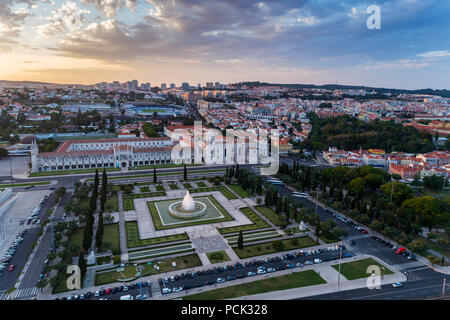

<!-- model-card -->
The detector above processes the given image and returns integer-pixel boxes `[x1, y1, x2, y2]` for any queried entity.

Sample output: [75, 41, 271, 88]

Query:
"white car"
[136, 294, 148, 300]
[257, 269, 266, 275]
[95, 291, 100, 297]
[314, 259, 322, 264]
[172, 287, 183, 292]
[162, 287, 172, 294]
[392, 282, 404, 288]
[216, 277, 226, 283]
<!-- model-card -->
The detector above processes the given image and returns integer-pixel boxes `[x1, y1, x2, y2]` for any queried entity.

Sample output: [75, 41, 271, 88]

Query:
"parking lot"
[0, 190, 50, 258]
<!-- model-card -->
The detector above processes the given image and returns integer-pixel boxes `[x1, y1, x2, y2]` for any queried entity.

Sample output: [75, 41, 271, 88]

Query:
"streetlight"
[9, 157, 14, 186]
[337, 240, 344, 292]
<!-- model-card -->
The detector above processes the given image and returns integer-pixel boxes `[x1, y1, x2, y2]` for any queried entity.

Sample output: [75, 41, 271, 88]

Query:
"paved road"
[301, 266, 450, 300]
[18, 191, 71, 291]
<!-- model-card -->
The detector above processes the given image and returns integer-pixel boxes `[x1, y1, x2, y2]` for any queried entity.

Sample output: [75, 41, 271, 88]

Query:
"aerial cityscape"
[0, 0, 449, 308]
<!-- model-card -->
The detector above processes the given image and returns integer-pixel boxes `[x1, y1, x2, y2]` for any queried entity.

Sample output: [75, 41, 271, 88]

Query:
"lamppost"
[9, 157, 14, 186]
[337, 240, 344, 292]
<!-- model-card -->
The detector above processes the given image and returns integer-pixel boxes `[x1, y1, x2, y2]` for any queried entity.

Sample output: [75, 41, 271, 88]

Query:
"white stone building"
[31, 137, 173, 172]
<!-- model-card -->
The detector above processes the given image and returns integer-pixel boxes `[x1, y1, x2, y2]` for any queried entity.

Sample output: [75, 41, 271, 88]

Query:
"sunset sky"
[1, 0, 449, 89]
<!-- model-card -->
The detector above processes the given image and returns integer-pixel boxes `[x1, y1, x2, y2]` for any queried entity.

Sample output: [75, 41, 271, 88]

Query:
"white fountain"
[181, 190, 195, 211]
[168, 190, 207, 220]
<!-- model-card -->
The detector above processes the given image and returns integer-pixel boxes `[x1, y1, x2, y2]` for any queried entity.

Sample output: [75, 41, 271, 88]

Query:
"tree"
[400, 196, 449, 231]
[380, 181, 414, 206]
[409, 240, 429, 253]
[0, 148, 8, 159]
[153, 166, 157, 183]
[423, 175, 445, 192]
[183, 164, 187, 180]
[427, 255, 440, 268]
[78, 252, 87, 276]
[100, 169, 108, 211]
[95, 212, 104, 250]
[237, 230, 244, 249]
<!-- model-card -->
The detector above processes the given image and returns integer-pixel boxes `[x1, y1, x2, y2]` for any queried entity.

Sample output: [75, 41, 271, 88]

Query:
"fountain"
[168, 190, 207, 220]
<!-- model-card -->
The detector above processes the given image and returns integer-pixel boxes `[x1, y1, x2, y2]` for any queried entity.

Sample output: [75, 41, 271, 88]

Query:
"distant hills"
[236, 81, 450, 98]
[0, 80, 92, 89]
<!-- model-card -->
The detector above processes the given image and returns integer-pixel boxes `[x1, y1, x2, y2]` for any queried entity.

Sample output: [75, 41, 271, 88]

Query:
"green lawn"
[123, 192, 167, 211]
[31, 167, 120, 177]
[95, 254, 202, 286]
[254, 206, 285, 227]
[332, 258, 394, 280]
[155, 184, 165, 191]
[196, 181, 207, 187]
[206, 250, 231, 264]
[182, 182, 192, 189]
[234, 236, 317, 259]
[102, 223, 120, 254]
[130, 163, 201, 171]
[147, 196, 234, 230]
[0, 181, 51, 188]
[189, 186, 238, 200]
[227, 184, 250, 198]
[125, 221, 189, 248]
[319, 233, 340, 244]
[184, 269, 326, 300]
[104, 193, 119, 212]
[140, 186, 150, 193]
[169, 183, 179, 190]
[219, 207, 270, 234]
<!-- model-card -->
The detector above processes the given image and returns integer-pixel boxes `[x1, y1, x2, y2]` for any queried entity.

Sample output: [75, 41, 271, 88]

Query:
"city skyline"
[0, 0, 449, 89]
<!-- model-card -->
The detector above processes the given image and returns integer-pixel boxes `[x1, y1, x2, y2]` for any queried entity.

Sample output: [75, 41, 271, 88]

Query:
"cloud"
[418, 50, 450, 58]
[80, 0, 137, 17]
[38, 1, 90, 38]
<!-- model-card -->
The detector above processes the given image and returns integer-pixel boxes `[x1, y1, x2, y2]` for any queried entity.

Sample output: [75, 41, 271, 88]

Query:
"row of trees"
[226, 165, 263, 195]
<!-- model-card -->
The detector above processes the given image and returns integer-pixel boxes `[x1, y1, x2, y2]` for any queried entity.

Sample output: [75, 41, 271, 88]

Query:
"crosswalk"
[11, 287, 39, 300]
[0, 291, 9, 300]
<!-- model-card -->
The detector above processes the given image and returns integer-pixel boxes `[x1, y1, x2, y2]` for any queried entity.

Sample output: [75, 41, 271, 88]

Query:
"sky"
[0, 0, 449, 89]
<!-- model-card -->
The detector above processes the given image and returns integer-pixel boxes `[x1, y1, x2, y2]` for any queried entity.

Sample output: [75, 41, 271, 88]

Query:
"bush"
[290, 237, 299, 246]
[113, 255, 121, 264]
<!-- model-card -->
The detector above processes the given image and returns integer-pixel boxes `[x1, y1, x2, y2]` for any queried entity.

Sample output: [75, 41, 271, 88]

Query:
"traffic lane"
[158, 249, 350, 292]
[60, 284, 155, 300]
[355, 237, 413, 265]
[0, 227, 40, 290]
[19, 192, 71, 289]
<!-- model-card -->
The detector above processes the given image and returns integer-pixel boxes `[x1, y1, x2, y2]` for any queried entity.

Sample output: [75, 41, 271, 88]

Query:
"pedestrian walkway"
[0, 291, 9, 300]
[117, 191, 129, 263]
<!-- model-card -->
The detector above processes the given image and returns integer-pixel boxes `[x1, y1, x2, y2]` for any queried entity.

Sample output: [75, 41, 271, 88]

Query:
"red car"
[105, 288, 112, 295]
[396, 247, 406, 254]
[361, 230, 368, 234]
[9, 265, 15, 271]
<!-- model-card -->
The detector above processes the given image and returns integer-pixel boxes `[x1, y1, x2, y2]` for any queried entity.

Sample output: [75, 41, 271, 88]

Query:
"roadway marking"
[349, 284, 445, 300]
[12, 287, 38, 299]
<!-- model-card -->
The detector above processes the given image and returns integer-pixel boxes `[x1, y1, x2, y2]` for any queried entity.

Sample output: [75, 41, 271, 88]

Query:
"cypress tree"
[183, 164, 187, 180]
[276, 197, 283, 213]
[237, 230, 244, 249]
[100, 169, 107, 211]
[78, 252, 87, 276]
[153, 166, 157, 183]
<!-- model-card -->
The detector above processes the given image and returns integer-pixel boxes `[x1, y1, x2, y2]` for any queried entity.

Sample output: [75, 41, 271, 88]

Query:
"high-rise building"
[182, 82, 190, 91]
[206, 82, 214, 89]
[215, 82, 220, 88]
[170, 83, 176, 89]
[132, 80, 139, 90]
[161, 83, 167, 90]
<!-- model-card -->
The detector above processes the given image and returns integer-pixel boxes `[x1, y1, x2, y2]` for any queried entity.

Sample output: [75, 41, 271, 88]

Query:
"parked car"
[392, 282, 404, 288]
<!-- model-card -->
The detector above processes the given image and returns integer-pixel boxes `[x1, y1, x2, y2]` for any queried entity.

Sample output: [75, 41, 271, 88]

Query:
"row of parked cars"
[324, 209, 368, 234]
[0, 229, 27, 275]
[159, 246, 350, 295]
[58, 281, 152, 300]
[370, 236, 416, 260]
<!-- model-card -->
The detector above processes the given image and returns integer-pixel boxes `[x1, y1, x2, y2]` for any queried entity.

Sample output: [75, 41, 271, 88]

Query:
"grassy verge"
[227, 184, 250, 198]
[206, 250, 231, 264]
[332, 258, 394, 280]
[95, 254, 202, 286]
[234, 236, 317, 259]
[31, 167, 119, 177]
[254, 206, 285, 227]
[123, 191, 167, 211]
[101, 223, 121, 254]
[104, 193, 119, 212]
[125, 221, 189, 248]
[219, 207, 270, 234]
[0, 181, 51, 188]
[183, 269, 326, 300]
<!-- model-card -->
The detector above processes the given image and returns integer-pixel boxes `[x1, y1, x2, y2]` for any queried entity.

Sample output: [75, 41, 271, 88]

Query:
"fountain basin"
[168, 200, 207, 220]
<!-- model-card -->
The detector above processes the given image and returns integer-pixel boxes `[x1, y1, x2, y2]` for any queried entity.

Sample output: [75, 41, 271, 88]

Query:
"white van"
[120, 294, 134, 300]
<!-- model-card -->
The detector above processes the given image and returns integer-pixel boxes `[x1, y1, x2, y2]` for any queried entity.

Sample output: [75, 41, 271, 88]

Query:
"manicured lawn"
[332, 258, 394, 280]
[0, 181, 50, 188]
[140, 186, 150, 193]
[206, 250, 231, 264]
[123, 192, 167, 211]
[31, 167, 119, 177]
[189, 186, 238, 200]
[155, 184, 165, 191]
[184, 269, 326, 300]
[219, 207, 270, 234]
[104, 193, 118, 212]
[182, 182, 192, 189]
[196, 181, 207, 187]
[69, 228, 85, 257]
[254, 206, 285, 227]
[233, 236, 317, 259]
[319, 233, 340, 244]
[95, 254, 202, 286]
[147, 196, 234, 230]
[228, 184, 250, 198]
[169, 183, 179, 190]
[125, 221, 189, 248]
[102, 223, 120, 254]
